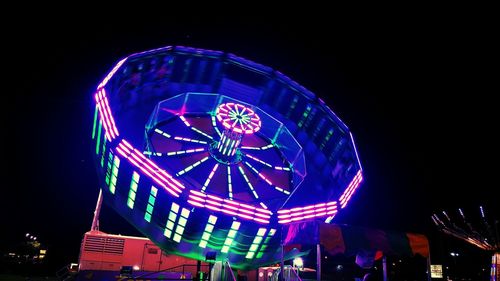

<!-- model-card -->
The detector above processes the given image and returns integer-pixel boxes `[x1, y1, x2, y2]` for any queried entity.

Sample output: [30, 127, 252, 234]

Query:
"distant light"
[293, 257, 303, 268]
[336, 265, 343, 271]
[25, 233, 30, 237]
[39, 250, 46, 254]
[33, 237, 37, 240]
[480, 206, 485, 218]
[30, 236, 34, 239]
[133, 265, 140, 271]
[450, 252, 459, 257]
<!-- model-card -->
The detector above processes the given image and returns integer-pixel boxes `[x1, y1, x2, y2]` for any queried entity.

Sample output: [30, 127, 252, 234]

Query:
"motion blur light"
[293, 257, 303, 268]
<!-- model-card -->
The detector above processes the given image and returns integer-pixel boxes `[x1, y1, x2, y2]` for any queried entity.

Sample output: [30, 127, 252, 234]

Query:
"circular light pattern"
[216, 103, 261, 134]
[91, 45, 363, 270]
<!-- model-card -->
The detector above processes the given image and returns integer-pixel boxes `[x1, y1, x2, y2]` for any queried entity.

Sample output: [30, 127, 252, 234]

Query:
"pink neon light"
[187, 191, 270, 224]
[123, 140, 182, 189]
[98, 58, 127, 89]
[339, 170, 363, 208]
[117, 140, 185, 197]
[277, 205, 337, 219]
[277, 201, 338, 224]
[215, 103, 261, 134]
[100, 89, 119, 136]
[94, 95, 114, 140]
[118, 144, 173, 194]
[134, 148, 184, 190]
[339, 171, 361, 202]
[254, 218, 269, 224]
[187, 200, 204, 207]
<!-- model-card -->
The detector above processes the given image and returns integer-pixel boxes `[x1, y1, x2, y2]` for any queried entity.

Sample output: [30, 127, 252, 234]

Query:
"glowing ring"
[215, 103, 261, 134]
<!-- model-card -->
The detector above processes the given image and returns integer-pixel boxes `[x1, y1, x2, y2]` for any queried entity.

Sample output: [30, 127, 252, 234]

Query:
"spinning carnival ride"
[91, 46, 363, 270]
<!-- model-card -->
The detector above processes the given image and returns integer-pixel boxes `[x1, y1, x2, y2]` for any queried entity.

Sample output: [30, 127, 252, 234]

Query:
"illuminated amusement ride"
[433, 206, 499, 280]
[88, 46, 363, 278]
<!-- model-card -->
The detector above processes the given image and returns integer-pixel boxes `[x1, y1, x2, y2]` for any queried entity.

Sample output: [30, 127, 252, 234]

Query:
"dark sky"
[2, 7, 497, 270]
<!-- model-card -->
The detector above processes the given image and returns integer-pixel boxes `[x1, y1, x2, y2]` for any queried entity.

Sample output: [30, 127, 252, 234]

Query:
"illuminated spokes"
[243, 161, 290, 195]
[144, 148, 206, 157]
[154, 128, 208, 144]
[243, 153, 291, 171]
[176, 156, 210, 176]
[237, 166, 259, 200]
[201, 163, 219, 192]
[211, 115, 222, 137]
[240, 144, 274, 150]
[179, 115, 213, 140]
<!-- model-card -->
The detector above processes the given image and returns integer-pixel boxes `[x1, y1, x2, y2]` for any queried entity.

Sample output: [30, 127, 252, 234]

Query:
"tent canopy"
[283, 222, 429, 258]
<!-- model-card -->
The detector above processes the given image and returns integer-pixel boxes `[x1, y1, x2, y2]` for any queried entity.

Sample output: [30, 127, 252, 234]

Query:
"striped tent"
[283, 222, 429, 258]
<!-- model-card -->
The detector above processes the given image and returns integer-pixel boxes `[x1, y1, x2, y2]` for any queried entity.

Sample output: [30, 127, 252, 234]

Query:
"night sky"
[2, 7, 496, 272]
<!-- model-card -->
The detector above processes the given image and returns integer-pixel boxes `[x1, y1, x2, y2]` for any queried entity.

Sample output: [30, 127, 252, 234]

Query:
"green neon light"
[92, 105, 98, 139]
[164, 203, 180, 239]
[95, 120, 102, 154]
[127, 172, 140, 209]
[320, 129, 334, 150]
[100, 139, 107, 167]
[246, 228, 267, 259]
[105, 152, 113, 185]
[202, 233, 211, 240]
[144, 186, 158, 222]
[199, 215, 218, 249]
[227, 229, 237, 238]
[221, 221, 241, 253]
[172, 207, 190, 243]
[168, 213, 177, 221]
[256, 228, 276, 259]
[109, 156, 120, 194]
[199, 240, 208, 248]
[298, 105, 312, 128]
[208, 215, 217, 224]
[181, 208, 190, 218]
[173, 233, 182, 243]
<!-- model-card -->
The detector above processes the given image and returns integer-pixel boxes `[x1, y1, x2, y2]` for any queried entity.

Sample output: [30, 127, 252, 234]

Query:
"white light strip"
[201, 163, 219, 192]
[244, 161, 290, 195]
[191, 127, 213, 140]
[176, 156, 210, 176]
[227, 166, 233, 200]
